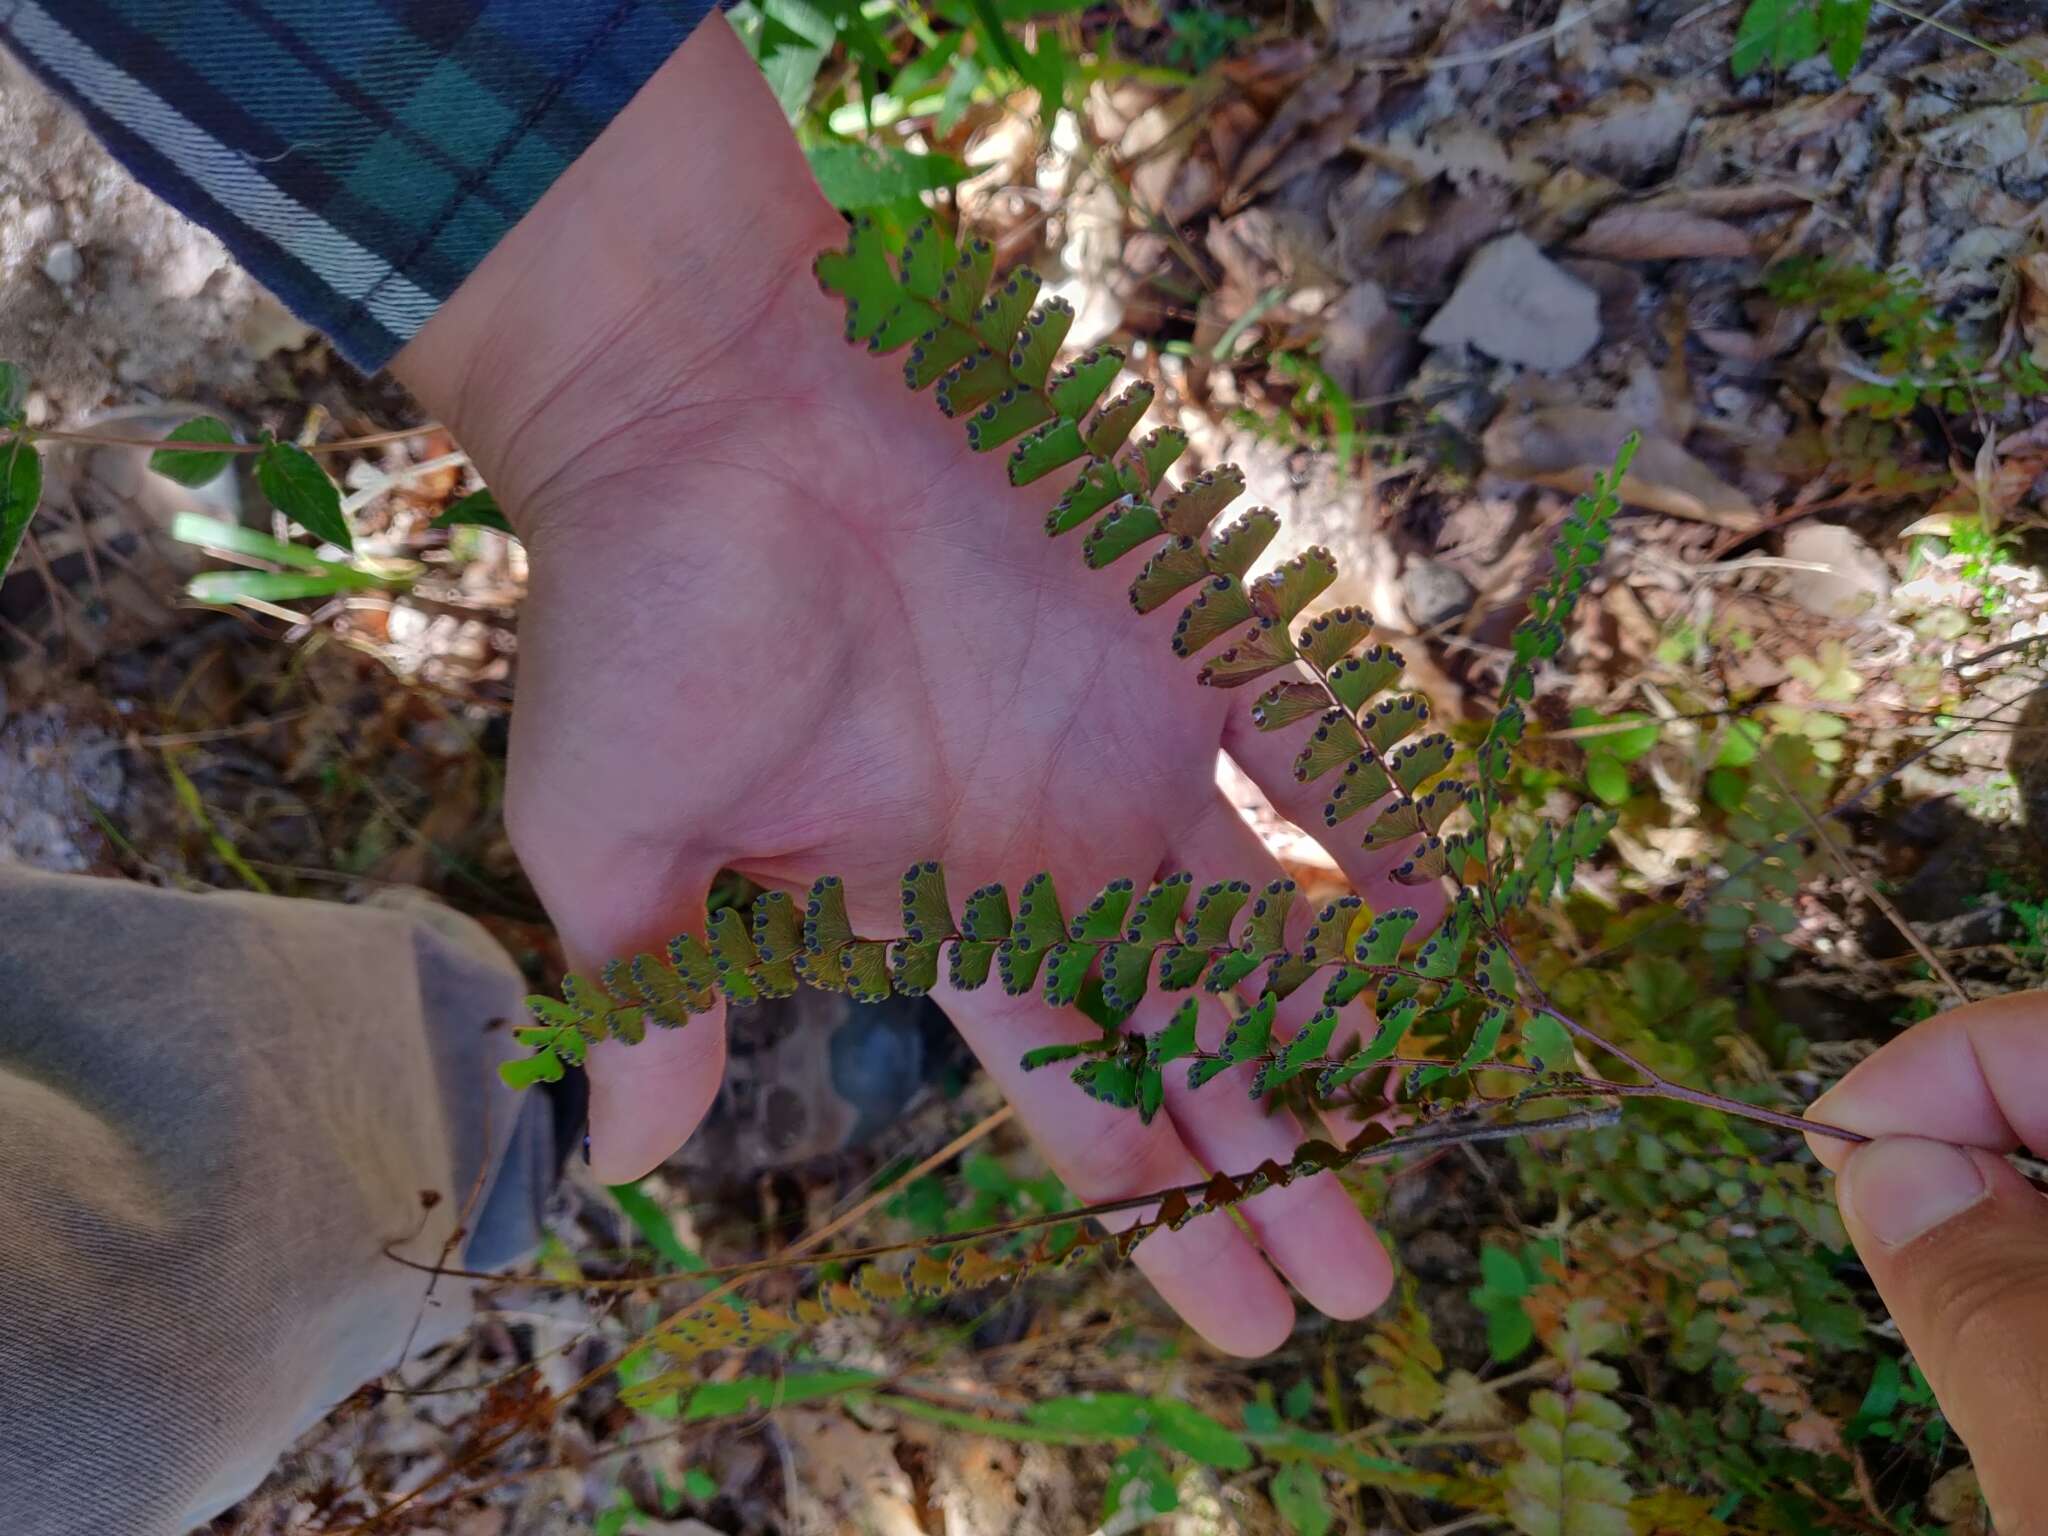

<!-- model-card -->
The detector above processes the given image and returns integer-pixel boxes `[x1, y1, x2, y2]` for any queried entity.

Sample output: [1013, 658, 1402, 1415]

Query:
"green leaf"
[1009, 419, 1087, 486]
[1353, 908, 1419, 966]
[1281, 1378, 1316, 1422]
[1821, 0, 1870, 76]
[1571, 708, 1660, 763]
[1478, 1245, 1530, 1300]
[1057, 353, 1130, 424]
[498, 1051, 563, 1089]
[1185, 880, 1252, 946]
[1297, 607, 1374, 671]
[1317, 996, 1418, 1094]
[431, 487, 512, 534]
[149, 416, 237, 487]
[255, 440, 351, 550]
[1774, 0, 1820, 65]
[1270, 1460, 1334, 1536]
[1326, 644, 1404, 711]
[1220, 995, 1276, 1063]
[1029, 1391, 1153, 1437]
[899, 860, 956, 943]
[682, 1467, 719, 1502]
[1104, 1445, 1177, 1520]
[1521, 1012, 1574, 1070]
[0, 435, 44, 584]
[1208, 507, 1280, 579]
[608, 1179, 707, 1272]
[1021, 1041, 1098, 1071]
[1250, 546, 1338, 624]
[169, 512, 349, 573]
[1732, 0, 1789, 76]
[1255, 1006, 1340, 1095]
[0, 362, 25, 423]
[1158, 464, 1246, 538]
[1486, 1304, 1536, 1364]
[186, 569, 375, 603]
[1147, 1398, 1251, 1469]
[682, 1369, 881, 1421]
[1070, 877, 1137, 941]
[1172, 575, 1258, 657]
[1072, 1058, 1140, 1107]
[1041, 941, 1092, 1006]
[1006, 299, 1074, 392]
[1149, 998, 1201, 1066]
[1715, 717, 1764, 767]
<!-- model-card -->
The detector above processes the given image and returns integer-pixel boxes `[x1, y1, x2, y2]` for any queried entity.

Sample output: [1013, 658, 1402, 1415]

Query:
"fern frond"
[622, 1103, 1623, 1381]
[1503, 1301, 1633, 1536]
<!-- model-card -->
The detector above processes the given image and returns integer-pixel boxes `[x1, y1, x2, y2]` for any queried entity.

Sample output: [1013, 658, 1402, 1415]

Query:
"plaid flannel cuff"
[0, 0, 714, 371]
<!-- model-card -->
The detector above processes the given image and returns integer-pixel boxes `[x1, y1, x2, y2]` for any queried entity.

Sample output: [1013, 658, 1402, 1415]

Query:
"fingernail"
[1843, 1137, 1989, 1248]
[581, 1132, 592, 1167]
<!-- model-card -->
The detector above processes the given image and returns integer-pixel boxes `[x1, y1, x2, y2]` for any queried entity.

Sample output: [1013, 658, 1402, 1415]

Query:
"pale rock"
[1421, 234, 1601, 373]
[1401, 557, 1476, 629]
[1780, 522, 1892, 621]
[40, 240, 81, 286]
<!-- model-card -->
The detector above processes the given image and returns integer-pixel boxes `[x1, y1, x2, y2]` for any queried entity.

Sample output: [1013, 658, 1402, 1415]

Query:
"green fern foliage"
[509, 216, 1639, 1166]
[1504, 1302, 1633, 1536]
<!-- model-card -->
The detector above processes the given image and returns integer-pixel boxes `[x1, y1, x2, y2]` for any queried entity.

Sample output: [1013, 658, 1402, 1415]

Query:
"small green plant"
[1732, 0, 1871, 79]
[1765, 258, 2048, 421]
[1164, 7, 1254, 72]
[0, 389, 435, 603]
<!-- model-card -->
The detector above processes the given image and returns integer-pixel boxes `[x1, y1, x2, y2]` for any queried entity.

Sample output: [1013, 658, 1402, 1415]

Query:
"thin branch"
[29, 422, 442, 455]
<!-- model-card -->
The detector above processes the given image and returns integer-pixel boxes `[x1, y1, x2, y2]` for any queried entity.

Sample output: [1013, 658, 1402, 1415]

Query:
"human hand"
[1804, 992, 2048, 1522]
[396, 17, 1431, 1353]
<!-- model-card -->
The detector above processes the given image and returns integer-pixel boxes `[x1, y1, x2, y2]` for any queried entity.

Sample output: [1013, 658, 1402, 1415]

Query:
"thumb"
[1833, 1135, 2048, 1526]
[524, 839, 731, 1186]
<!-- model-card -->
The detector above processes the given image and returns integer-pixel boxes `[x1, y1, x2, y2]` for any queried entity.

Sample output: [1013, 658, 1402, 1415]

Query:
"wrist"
[391, 16, 846, 538]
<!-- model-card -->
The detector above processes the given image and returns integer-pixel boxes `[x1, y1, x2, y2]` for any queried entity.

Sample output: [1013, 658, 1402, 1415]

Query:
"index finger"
[1804, 991, 2048, 1172]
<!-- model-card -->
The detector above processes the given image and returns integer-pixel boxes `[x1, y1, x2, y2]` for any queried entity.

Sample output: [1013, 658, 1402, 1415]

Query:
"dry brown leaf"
[1643, 182, 1817, 218]
[1927, 1465, 1992, 1533]
[1225, 61, 1366, 210]
[1570, 206, 1753, 261]
[1519, 84, 1700, 184]
[1482, 405, 1759, 528]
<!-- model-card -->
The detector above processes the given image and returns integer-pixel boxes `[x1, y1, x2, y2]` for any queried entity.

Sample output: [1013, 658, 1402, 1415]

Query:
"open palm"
[398, 16, 1413, 1354]
[506, 300, 1428, 1352]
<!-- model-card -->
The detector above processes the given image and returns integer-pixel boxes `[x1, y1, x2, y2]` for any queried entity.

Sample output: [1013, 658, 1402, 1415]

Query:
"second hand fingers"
[1151, 799, 1396, 1320]
[935, 977, 1297, 1356]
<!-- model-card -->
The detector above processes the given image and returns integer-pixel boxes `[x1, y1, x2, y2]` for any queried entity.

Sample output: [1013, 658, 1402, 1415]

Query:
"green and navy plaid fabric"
[0, 1, 713, 369]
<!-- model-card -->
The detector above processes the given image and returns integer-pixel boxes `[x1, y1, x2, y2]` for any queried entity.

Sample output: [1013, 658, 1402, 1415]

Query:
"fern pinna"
[501, 215, 1858, 1366]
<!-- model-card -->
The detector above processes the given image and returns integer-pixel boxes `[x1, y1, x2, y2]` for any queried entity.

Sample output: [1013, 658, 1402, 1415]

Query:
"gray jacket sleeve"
[0, 866, 556, 1534]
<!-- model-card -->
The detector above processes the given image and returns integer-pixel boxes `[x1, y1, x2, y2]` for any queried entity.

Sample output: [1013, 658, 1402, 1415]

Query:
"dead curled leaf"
[1481, 404, 1759, 528]
[1569, 206, 1754, 261]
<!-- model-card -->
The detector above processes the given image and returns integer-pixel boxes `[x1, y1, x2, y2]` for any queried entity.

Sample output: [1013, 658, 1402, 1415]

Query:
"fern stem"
[382, 1103, 1625, 1295]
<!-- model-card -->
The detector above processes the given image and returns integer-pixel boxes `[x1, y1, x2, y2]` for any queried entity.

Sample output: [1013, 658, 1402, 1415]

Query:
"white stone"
[1421, 233, 1601, 373]
[40, 240, 81, 286]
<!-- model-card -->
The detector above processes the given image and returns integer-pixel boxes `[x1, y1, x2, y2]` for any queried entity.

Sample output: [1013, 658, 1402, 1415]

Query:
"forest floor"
[2, 2, 2046, 1533]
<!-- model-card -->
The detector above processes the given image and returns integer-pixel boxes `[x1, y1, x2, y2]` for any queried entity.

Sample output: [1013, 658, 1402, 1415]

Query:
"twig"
[30, 422, 442, 455]
[338, 1103, 1013, 1533]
